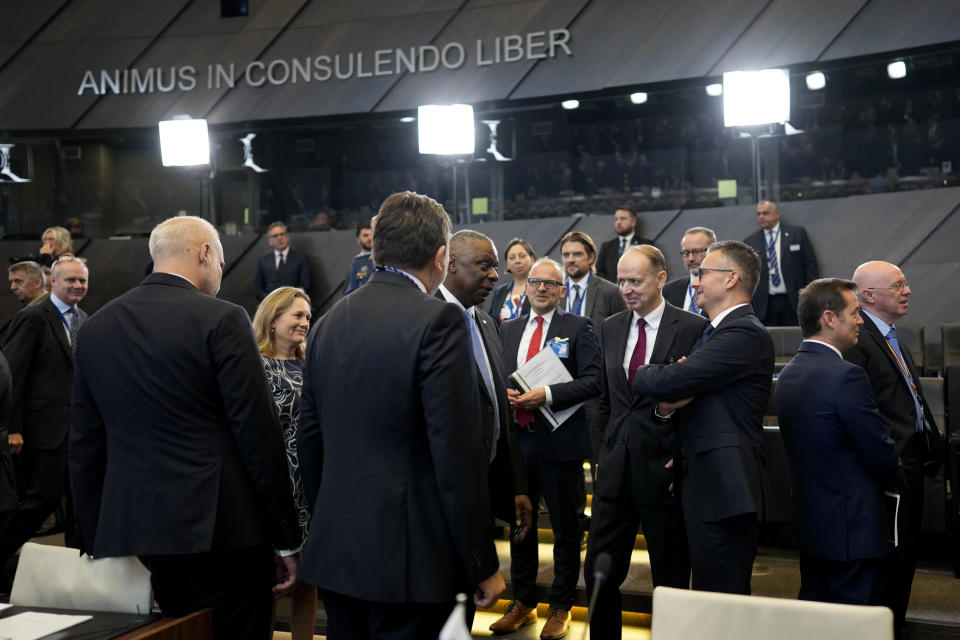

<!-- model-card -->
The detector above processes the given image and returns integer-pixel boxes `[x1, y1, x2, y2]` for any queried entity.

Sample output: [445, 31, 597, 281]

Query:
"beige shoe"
[540, 606, 570, 639]
[489, 600, 537, 634]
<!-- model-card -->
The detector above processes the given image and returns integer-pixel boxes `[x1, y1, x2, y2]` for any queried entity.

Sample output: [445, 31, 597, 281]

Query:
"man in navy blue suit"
[632, 240, 773, 595]
[777, 278, 902, 605]
[254, 222, 312, 302]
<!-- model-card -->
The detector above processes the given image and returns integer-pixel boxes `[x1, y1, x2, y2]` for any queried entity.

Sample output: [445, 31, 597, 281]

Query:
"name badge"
[789, 243, 801, 251]
[549, 337, 570, 358]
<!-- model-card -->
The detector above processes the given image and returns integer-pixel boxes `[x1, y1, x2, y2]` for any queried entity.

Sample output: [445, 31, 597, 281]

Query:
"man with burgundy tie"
[844, 261, 943, 640]
[585, 245, 707, 640]
[743, 201, 818, 326]
[663, 227, 716, 316]
[491, 258, 601, 639]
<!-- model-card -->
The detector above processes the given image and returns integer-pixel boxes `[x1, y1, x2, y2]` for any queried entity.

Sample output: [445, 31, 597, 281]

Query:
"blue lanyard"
[503, 289, 526, 319]
[375, 265, 421, 291]
[564, 273, 589, 315]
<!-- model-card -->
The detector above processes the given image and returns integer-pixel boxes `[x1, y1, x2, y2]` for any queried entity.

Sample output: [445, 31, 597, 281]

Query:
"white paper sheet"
[0, 611, 92, 640]
[509, 346, 582, 430]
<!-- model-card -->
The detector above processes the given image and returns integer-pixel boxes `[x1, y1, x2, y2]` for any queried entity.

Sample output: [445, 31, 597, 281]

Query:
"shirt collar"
[862, 308, 893, 336]
[50, 292, 73, 315]
[710, 302, 750, 328]
[766, 223, 781, 238]
[620, 232, 634, 244]
[568, 273, 590, 289]
[804, 338, 842, 358]
[438, 284, 472, 316]
[276, 247, 289, 258]
[633, 297, 666, 330]
[530, 307, 557, 326]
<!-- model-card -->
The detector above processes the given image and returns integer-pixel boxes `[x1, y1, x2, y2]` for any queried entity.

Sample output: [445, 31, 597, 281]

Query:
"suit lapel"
[545, 308, 567, 342]
[649, 305, 679, 365]
[610, 311, 632, 395]
[584, 276, 599, 320]
[42, 301, 73, 363]
[860, 311, 909, 389]
[474, 312, 501, 405]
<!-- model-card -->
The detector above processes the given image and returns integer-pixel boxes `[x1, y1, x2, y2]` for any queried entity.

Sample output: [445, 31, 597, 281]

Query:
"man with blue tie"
[663, 227, 715, 316]
[777, 278, 902, 605]
[844, 261, 943, 640]
[744, 201, 818, 326]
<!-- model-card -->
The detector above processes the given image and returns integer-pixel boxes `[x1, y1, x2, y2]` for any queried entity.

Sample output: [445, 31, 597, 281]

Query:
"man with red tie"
[491, 258, 601, 639]
[585, 245, 707, 639]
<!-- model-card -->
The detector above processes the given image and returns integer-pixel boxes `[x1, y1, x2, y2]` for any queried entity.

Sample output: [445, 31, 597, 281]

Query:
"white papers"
[0, 611, 92, 640]
[509, 347, 582, 430]
[884, 490, 901, 548]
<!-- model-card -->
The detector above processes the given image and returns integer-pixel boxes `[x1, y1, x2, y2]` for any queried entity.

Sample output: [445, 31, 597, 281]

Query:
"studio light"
[629, 92, 648, 104]
[805, 72, 826, 91]
[158, 117, 210, 167]
[561, 99, 580, 110]
[705, 83, 723, 97]
[887, 60, 907, 79]
[399, 116, 416, 123]
[417, 104, 475, 155]
[722, 69, 790, 127]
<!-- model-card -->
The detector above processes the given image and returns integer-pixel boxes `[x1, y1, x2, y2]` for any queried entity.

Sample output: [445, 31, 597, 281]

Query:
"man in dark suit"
[490, 258, 601, 639]
[254, 222, 312, 301]
[663, 227, 715, 315]
[586, 245, 707, 640]
[7, 261, 48, 308]
[633, 240, 774, 595]
[0, 353, 20, 537]
[743, 200, 819, 326]
[0, 255, 88, 563]
[596, 205, 655, 282]
[778, 278, 902, 605]
[69, 217, 300, 639]
[298, 193, 504, 640]
[845, 261, 943, 640]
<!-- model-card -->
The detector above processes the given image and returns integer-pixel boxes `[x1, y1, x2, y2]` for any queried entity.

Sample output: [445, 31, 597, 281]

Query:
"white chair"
[10, 542, 153, 614]
[651, 586, 893, 640]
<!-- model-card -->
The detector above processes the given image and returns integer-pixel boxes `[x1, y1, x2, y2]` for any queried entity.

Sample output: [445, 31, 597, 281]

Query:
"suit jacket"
[632, 305, 774, 522]
[595, 303, 707, 505]
[298, 270, 499, 603]
[843, 311, 943, 470]
[500, 308, 602, 461]
[254, 248, 312, 301]
[0, 353, 20, 513]
[663, 276, 691, 311]
[69, 273, 300, 557]
[487, 281, 531, 325]
[597, 235, 654, 282]
[570, 275, 626, 333]
[3, 296, 86, 450]
[744, 223, 818, 317]
[777, 342, 902, 561]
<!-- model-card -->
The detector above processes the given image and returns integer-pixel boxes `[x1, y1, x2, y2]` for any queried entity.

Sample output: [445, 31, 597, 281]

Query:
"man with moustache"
[663, 227, 716, 315]
[491, 258, 601, 639]
[778, 278, 902, 605]
[845, 261, 943, 640]
[7, 261, 48, 309]
[632, 241, 773, 594]
[585, 245, 707, 639]
[597, 206, 655, 282]
[560, 231, 625, 330]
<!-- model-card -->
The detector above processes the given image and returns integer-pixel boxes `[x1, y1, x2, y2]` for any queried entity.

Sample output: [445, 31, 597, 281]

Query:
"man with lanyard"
[663, 227, 716, 316]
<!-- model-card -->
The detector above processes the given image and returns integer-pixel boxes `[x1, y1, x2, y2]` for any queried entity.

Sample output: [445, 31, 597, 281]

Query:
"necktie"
[67, 308, 81, 357]
[465, 309, 499, 460]
[627, 318, 647, 385]
[687, 283, 699, 315]
[516, 317, 544, 427]
[885, 326, 924, 431]
[701, 324, 714, 346]
[619, 237, 627, 255]
[766, 230, 781, 287]
[278, 252, 286, 270]
[570, 284, 582, 315]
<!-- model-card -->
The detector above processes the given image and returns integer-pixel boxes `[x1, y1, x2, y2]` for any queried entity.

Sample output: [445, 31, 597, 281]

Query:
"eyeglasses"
[54, 254, 87, 265]
[864, 282, 909, 293]
[680, 248, 708, 258]
[696, 267, 733, 279]
[268, 232, 288, 239]
[527, 278, 563, 290]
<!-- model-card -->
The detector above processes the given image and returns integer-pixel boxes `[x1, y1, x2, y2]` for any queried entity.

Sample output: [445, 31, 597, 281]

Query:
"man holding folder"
[492, 258, 601, 639]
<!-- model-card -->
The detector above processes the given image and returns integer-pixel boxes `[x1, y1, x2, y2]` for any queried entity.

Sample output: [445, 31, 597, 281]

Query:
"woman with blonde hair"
[252, 286, 316, 640]
[38, 226, 73, 267]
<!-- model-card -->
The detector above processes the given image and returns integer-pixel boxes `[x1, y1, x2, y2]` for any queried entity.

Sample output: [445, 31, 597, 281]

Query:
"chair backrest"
[767, 326, 802, 372]
[11, 542, 152, 614]
[943, 324, 960, 368]
[651, 586, 893, 640]
[896, 323, 924, 375]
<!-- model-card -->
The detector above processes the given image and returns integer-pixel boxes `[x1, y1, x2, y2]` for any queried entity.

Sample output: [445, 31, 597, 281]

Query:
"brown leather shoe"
[489, 600, 537, 633]
[540, 606, 570, 639]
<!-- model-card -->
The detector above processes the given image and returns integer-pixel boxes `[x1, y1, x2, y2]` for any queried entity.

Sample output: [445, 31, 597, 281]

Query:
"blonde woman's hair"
[253, 286, 312, 359]
[42, 226, 73, 254]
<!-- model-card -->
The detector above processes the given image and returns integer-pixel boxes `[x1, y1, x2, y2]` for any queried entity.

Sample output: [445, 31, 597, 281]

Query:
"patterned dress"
[261, 356, 310, 539]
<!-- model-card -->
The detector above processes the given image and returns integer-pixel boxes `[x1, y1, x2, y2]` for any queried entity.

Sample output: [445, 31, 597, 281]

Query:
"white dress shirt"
[622, 298, 665, 379]
[517, 308, 556, 406]
[275, 247, 290, 270]
[566, 274, 590, 315]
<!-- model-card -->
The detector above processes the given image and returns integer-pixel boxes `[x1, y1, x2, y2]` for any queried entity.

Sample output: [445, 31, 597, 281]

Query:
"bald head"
[149, 216, 224, 296]
[852, 260, 911, 324]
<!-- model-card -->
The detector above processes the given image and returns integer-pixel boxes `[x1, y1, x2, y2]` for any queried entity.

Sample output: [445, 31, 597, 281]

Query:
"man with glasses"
[663, 227, 716, 315]
[491, 258, 601, 639]
[633, 241, 773, 595]
[744, 201, 819, 326]
[0, 254, 89, 566]
[845, 261, 943, 640]
[254, 222, 312, 302]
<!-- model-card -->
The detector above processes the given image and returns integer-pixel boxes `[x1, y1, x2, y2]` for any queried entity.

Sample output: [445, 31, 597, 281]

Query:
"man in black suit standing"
[845, 261, 943, 640]
[254, 222, 312, 301]
[744, 200, 818, 326]
[0, 254, 88, 563]
[298, 193, 505, 640]
[70, 217, 300, 639]
[597, 205, 655, 282]
[490, 258, 601, 639]
[778, 278, 902, 605]
[663, 227, 715, 315]
[586, 245, 707, 639]
[633, 241, 773, 594]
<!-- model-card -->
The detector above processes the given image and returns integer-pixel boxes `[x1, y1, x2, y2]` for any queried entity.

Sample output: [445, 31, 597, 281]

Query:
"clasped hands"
[507, 387, 546, 409]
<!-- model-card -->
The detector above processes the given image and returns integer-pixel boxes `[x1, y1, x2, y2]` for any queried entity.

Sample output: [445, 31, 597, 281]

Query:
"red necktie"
[627, 318, 647, 386]
[515, 317, 544, 427]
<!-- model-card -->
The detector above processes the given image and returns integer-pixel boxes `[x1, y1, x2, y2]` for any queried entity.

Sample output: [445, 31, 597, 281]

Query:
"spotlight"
[399, 116, 416, 123]
[722, 69, 790, 127]
[417, 104, 475, 155]
[805, 72, 826, 91]
[158, 117, 210, 167]
[705, 83, 723, 97]
[561, 99, 580, 110]
[629, 92, 648, 104]
[887, 60, 907, 79]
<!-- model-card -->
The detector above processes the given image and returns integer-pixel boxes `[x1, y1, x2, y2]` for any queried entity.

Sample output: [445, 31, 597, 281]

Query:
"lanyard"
[565, 273, 589, 315]
[376, 265, 421, 291]
[503, 288, 526, 320]
[885, 338, 919, 397]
